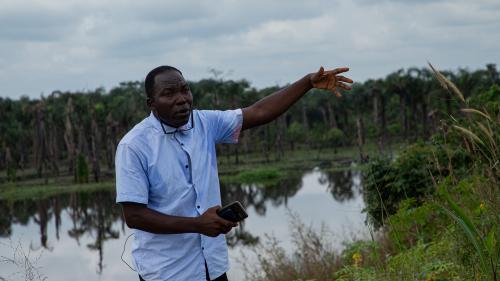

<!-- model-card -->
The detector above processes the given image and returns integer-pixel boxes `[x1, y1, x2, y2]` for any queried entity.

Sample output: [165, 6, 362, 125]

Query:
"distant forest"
[0, 64, 499, 183]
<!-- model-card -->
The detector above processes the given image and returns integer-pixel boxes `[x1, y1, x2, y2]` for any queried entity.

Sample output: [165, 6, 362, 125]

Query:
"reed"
[429, 64, 499, 281]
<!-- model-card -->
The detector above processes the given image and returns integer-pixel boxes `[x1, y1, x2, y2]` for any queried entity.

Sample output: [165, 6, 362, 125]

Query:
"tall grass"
[429, 63, 499, 281]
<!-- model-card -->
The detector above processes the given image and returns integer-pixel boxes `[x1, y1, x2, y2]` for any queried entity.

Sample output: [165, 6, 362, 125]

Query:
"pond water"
[0, 167, 370, 281]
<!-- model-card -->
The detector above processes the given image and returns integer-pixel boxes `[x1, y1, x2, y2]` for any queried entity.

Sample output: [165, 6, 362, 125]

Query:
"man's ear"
[146, 97, 154, 108]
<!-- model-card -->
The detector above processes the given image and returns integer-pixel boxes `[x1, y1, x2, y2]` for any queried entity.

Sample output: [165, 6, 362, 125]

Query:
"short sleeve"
[115, 143, 149, 204]
[207, 109, 243, 144]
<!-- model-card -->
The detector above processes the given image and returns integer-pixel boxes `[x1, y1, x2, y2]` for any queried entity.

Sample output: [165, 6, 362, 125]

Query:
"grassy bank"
[0, 142, 391, 201]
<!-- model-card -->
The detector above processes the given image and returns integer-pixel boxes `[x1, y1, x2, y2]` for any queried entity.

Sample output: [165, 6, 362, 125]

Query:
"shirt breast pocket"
[147, 164, 193, 210]
[147, 165, 173, 205]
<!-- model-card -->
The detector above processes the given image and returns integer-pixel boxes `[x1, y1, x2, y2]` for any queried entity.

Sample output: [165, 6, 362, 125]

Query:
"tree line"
[0, 64, 498, 183]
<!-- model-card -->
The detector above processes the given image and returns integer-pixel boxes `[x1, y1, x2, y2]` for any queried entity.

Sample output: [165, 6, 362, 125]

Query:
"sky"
[1, 0, 499, 99]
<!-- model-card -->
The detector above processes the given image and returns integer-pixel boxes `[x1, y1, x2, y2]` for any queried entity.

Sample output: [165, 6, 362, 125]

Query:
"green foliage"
[325, 128, 345, 147]
[222, 167, 285, 185]
[340, 240, 380, 267]
[335, 266, 377, 281]
[467, 84, 500, 115]
[287, 122, 306, 144]
[312, 126, 345, 150]
[6, 166, 16, 183]
[437, 177, 499, 281]
[387, 200, 446, 249]
[385, 239, 469, 281]
[362, 143, 437, 228]
[363, 142, 473, 228]
[75, 154, 89, 184]
[337, 237, 470, 281]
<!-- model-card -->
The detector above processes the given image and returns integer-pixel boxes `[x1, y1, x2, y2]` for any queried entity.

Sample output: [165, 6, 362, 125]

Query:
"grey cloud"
[0, 0, 498, 98]
[0, 10, 76, 42]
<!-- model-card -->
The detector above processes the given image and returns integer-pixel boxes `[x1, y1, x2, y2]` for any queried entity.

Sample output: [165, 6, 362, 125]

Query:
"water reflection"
[0, 192, 125, 274]
[0, 166, 363, 277]
[319, 169, 362, 202]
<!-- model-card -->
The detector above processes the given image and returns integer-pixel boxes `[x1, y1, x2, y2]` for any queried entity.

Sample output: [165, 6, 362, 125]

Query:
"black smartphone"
[216, 201, 248, 222]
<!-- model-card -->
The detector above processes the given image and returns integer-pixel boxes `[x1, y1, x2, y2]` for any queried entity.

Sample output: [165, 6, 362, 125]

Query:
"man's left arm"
[241, 66, 353, 130]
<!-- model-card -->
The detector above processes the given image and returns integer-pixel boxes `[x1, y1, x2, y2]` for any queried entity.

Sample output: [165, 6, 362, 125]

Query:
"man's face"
[148, 70, 193, 128]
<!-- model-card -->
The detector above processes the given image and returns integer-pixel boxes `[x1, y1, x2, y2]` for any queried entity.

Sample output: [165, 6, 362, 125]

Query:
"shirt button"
[180, 143, 184, 146]
[185, 165, 189, 168]
[197, 205, 200, 209]
[202, 247, 205, 250]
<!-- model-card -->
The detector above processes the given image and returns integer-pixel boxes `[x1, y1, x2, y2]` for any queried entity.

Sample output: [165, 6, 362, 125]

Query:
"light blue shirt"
[115, 109, 243, 281]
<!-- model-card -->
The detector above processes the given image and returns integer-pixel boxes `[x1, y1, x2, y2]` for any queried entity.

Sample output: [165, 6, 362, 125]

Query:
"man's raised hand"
[310, 66, 353, 97]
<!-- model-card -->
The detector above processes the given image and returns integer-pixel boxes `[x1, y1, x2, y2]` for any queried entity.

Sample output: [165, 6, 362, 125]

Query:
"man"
[115, 65, 352, 281]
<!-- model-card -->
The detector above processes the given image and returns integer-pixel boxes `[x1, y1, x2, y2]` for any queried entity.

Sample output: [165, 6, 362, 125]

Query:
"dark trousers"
[139, 263, 228, 281]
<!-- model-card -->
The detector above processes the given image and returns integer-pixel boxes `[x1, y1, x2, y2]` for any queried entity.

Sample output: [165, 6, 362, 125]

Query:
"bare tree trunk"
[380, 94, 387, 148]
[19, 146, 26, 180]
[105, 113, 117, 170]
[234, 146, 239, 165]
[5, 145, 15, 182]
[320, 107, 329, 127]
[90, 109, 101, 182]
[301, 102, 310, 148]
[356, 118, 367, 163]
[326, 100, 338, 128]
[399, 92, 408, 139]
[48, 124, 60, 177]
[410, 96, 419, 140]
[372, 90, 383, 152]
[265, 126, 271, 163]
[75, 124, 89, 183]
[240, 131, 249, 154]
[421, 96, 429, 140]
[274, 116, 285, 161]
[64, 98, 76, 174]
[34, 102, 49, 179]
[301, 102, 309, 130]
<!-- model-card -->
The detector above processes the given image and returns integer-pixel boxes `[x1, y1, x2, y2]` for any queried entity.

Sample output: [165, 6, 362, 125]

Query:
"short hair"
[144, 66, 183, 98]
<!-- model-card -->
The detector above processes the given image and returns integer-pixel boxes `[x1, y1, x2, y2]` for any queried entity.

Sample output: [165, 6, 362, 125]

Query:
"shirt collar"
[148, 111, 193, 134]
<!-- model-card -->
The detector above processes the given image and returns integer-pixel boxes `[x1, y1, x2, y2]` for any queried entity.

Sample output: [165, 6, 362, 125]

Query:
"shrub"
[363, 142, 472, 229]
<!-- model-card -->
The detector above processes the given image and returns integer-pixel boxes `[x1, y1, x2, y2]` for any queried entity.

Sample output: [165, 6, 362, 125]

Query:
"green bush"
[467, 84, 500, 115]
[387, 199, 446, 249]
[363, 142, 472, 229]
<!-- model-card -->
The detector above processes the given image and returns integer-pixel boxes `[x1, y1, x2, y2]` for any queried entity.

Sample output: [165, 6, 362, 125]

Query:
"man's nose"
[176, 94, 189, 105]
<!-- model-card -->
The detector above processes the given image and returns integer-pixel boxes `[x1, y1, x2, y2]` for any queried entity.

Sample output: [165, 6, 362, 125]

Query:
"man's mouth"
[176, 109, 190, 118]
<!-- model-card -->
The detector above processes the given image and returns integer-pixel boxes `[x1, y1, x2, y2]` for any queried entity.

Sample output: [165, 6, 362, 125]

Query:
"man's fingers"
[337, 82, 352, 90]
[336, 82, 352, 91]
[318, 66, 324, 76]
[337, 76, 353, 84]
[330, 67, 349, 75]
[221, 225, 232, 234]
[311, 66, 325, 82]
[218, 217, 237, 228]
